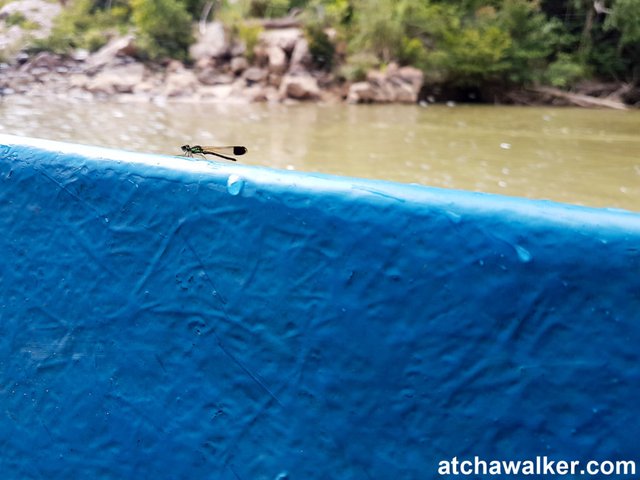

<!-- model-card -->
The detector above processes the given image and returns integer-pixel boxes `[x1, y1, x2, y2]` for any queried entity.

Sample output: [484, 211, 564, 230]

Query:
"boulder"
[260, 28, 303, 54]
[347, 82, 375, 103]
[189, 22, 228, 61]
[290, 37, 311, 69]
[348, 66, 424, 104]
[69, 74, 89, 89]
[0, 0, 61, 56]
[196, 67, 216, 85]
[267, 45, 287, 74]
[164, 69, 198, 97]
[84, 35, 137, 73]
[166, 59, 186, 73]
[19, 52, 63, 74]
[243, 67, 268, 84]
[86, 63, 146, 94]
[279, 74, 320, 101]
[268, 73, 283, 88]
[199, 84, 234, 101]
[197, 68, 234, 85]
[230, 57, 249, 75]
[396, 66, 424, 92]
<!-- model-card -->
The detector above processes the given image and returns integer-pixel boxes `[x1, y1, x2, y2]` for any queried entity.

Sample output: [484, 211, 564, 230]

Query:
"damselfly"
[181, 144, 248, 162]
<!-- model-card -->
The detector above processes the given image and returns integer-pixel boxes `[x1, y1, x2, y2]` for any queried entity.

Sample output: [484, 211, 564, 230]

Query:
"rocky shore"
[1, 0, 637, 108]
[0, 20, 424, 105]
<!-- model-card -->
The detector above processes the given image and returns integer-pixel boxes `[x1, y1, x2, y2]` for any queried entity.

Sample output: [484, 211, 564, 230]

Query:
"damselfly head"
[181, 145, 191, 153]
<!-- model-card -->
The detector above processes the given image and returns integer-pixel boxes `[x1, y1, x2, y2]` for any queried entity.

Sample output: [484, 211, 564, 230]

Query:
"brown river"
[1, 96, 638, 212]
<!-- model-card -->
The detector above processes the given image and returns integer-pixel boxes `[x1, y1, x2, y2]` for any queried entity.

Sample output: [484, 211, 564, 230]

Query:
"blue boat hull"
[1, 134, 639, 478]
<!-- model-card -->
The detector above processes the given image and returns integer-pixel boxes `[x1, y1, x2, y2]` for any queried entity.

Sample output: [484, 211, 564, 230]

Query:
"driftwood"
[259, 17, 302, 29]
[531, 86, 628, 110]
[259, 10, 303, 29]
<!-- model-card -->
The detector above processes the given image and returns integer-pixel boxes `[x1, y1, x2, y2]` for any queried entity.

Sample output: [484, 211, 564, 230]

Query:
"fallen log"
[259, 17, 302, 29]
[531, 86, 628, 110]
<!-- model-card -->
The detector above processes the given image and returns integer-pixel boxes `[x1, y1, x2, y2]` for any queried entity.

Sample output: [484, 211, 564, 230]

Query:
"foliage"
[544, 53, 587, 87]
[347, 0, 435, 66]
[29, 0, 130, 53]
[236, 22, 262, 62]
[338, 52, 378, 81]
[428, 23, 513, 85]
[304, 23, 335, 70]
[130, 0, 193, 60]
[494, 0, 568, 84]
[301, 0, 351, 70]
[4, 11, 39, 30]
[182, 0, 212, 18]
[604, 0, 640, 47]
[247, 0, 291, 18]
[14, 0, 640, 91]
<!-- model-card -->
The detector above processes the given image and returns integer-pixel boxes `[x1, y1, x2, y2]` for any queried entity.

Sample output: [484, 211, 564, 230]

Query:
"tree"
[605, 0, 640, 46]
[130, 0, 193, 60]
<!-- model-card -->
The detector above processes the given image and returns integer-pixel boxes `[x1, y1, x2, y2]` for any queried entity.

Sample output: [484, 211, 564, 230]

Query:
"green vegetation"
[235, 22, 262, 62]
[303, 0, 639, 93]
[28, 0, 192, 58]
[29, 0, 131, 53]
[4, 11, 40, 30]
[130, 0, 193, 60]
[16, 0, 640, 93]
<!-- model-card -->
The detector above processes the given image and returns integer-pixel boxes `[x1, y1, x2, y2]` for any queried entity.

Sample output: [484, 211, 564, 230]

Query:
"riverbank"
[0, 24, 427, 105]
[3, 34, 637, 109]
[0, 0, 638, 108]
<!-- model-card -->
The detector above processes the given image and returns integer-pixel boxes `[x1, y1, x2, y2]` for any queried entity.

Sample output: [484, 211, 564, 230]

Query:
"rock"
[243, 67, 268, 84]
[196, 67, 215, 84]
[84, 35, 137, 73]
[230, 57, 249, 75]
[72, 49, 90, 62]
[86, 62, 146, 94]
[260, 28, 303, 54]
[0, 0, 61, 56]
[393, 82, 419, 103]
[268, 73, 282, 87]
[194, 57, 213, 71]
[396, 66, 424, 92]
[0, 0, 61, 31]
[197, 68, 234, 85]
[189, 21, 229, 61]
[20, 52, 63, 72]
[164, 69, 198, 97]
[290, 37, 311, 69]
[348, 66, 424, 104]
[133, 80, 156, 94]
[15, 53, 29, 65]
[252, 45, 270, 68]
[166, 59, 185, 73]
[347, 82, 375, 103]
[267, 46, 287, 74]
[69, 74, 89, 89]
[199, 84, 234, 101]
[230, 40, 246, 57]
[239, 84, 278, 103]
[279, 74, 320, 101]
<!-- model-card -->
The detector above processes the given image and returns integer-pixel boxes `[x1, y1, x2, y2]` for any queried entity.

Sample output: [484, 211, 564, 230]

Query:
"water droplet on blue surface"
[227, 174, 244, 196]
[515, 245, 532, 263]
